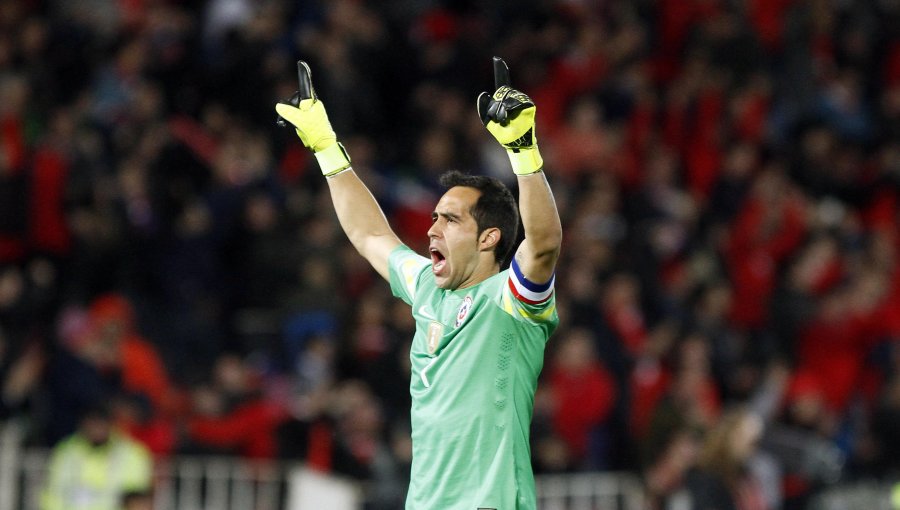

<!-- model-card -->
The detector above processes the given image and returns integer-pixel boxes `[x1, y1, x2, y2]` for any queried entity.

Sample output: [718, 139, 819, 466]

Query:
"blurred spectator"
[871, 373, 900, 476]
[792, 274, 886, 417]
[0, 327, 44, 423]
[86, 294, 181, 416]
[629, 321, 679, 442]
[666, 333, 722, 432]
[232, 189, 297, 310]
[40, 402, 152, 510]
[539, 327, 617, 470]
[690, 280, 751, 401]
[327, 380, 407, 509]
[769, 233, 842, 363]
[641, 409, 702, 510]
[600, 271, 648, 359]
[724, 167, 807, 331]
[45, 293, 181, 446]
[277, 379, 408, 509]
[686, 407, 779, 510]
[183, 352, 288, 458]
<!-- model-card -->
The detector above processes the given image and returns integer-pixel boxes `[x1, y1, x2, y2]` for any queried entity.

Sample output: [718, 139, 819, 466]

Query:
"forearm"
[274, 61, 401, 281]
[326, 169, 401, 280]
[478, 57, 561, 281]
[516, 171, 562, 282]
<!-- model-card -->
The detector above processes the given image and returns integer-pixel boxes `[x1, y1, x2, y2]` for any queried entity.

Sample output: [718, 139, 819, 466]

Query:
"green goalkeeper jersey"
[388, 245, 559, 510]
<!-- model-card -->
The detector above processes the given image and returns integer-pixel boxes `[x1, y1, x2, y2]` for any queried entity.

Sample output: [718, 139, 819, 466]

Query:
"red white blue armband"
[508, 258, 554, 305]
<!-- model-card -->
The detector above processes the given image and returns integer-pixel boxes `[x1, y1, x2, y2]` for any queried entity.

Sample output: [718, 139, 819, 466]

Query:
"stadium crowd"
[1, 0, 900, 508]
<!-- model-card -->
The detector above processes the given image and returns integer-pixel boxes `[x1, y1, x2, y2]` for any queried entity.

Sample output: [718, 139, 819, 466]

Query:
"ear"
[479, 227, 501, 252]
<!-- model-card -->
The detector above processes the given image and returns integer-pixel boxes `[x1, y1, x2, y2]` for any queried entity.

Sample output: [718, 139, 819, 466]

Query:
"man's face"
[81, 415, 112, 446]
[428, 186, 483, 290]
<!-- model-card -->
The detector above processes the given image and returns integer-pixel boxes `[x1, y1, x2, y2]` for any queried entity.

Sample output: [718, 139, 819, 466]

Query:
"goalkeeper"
[276, 57, 562, 510]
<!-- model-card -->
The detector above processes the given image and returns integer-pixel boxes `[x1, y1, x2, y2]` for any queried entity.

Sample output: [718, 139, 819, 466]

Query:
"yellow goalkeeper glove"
[275, 61, 351, 176]
[477, 57, 544, 175]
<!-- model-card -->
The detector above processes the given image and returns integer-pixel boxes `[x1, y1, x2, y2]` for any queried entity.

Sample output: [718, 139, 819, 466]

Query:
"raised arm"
[324, 171, 401, 280]
[276, 61, 401, 280]
[515, 172, 562, 283]
[478, 57, 562, 283]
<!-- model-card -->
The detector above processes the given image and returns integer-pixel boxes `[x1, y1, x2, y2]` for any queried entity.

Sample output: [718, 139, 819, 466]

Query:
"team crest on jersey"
[455, 296, 473, 327]
[426, 321, 443, 355]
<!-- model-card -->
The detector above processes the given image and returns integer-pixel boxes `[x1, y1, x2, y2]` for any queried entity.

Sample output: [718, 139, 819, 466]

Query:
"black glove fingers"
[276, 60, 316, 127]
[479, 58, 533, 128]
[477, 92, 492, 125]
[504, 90, 532, 109]
[297, 61, 315, 101]
[497, 103, 509, 124]
[500, 89, 534, 124]
[276, 91, 300, 127]
[493, 56, 511, 90]
[487, 100, 503, 124]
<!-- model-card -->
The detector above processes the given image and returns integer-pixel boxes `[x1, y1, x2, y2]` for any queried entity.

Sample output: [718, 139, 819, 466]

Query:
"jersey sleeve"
[500, 257, 558, 324]
[388, 245, 431, 305]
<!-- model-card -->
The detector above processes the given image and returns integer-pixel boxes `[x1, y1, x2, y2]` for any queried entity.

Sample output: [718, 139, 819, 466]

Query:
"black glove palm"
[477, 57, 543, 174]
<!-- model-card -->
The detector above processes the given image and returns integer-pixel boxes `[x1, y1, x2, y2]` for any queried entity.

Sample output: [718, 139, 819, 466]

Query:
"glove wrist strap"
[507, 146, 544, 175]
[315, 142, 352, 176]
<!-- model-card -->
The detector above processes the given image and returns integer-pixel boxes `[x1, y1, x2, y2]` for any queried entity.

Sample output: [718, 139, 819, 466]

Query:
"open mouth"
[430, 248, 446, 274]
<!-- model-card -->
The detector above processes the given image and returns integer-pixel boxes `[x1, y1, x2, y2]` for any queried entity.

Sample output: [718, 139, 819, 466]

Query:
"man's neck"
[457, 261, 501, 290]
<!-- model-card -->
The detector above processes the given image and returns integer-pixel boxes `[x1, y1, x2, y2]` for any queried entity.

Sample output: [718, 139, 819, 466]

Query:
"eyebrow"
[432, 210, 463, 222]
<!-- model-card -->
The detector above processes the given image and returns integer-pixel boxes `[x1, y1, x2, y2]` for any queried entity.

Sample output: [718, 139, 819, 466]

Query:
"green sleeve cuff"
[507, 146, 544, 175]
[315, 142, 352, 176]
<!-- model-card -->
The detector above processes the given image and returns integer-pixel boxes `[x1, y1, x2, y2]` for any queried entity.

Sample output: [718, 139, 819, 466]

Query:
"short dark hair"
[439, 170, 519, 265]
[80, 400, 113, 422]
[121, 489, 153, 507]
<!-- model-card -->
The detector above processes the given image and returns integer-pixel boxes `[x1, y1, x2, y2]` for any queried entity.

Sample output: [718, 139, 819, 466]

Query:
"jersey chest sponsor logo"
[455, 295, 473, 328]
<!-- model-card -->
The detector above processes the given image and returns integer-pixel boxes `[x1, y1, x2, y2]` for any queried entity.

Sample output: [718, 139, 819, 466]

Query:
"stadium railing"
[9, 420, 900, 510]
[1, 421, 647, 510]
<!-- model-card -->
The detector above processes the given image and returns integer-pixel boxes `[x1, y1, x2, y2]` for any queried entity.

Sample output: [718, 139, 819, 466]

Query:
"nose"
[427, 218, 442, 239]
